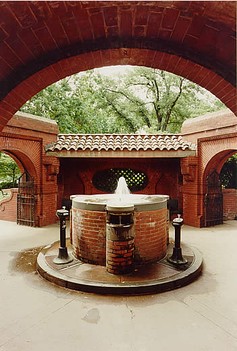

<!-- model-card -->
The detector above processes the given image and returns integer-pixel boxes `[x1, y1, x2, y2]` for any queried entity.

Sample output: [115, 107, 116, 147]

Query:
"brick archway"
[0, 112, 59, 226]
[0, 1, 236, 130]
[0, 139, 39, 183]
[203, 148, 237, 183]
[199, 134, 237, 180]
[201, 148, 237, 226]
[0, 140, 40, 225]
[181, 132, 237, 227]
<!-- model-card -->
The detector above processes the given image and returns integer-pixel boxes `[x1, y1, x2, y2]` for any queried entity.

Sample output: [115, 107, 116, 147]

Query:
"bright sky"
[94, 65, 133, 76]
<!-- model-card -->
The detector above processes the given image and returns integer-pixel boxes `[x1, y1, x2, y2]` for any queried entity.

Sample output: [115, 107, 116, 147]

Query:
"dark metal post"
[53, 207, 73, 264]
[168, 214, 187, 265]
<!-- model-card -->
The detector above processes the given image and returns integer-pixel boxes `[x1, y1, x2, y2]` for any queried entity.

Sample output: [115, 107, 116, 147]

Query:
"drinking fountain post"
[168, 214, 187, 265]
[53, 206, 73, 264]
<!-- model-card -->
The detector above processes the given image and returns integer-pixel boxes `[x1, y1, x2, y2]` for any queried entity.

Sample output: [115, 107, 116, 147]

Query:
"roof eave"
[46, 149, 196, 158]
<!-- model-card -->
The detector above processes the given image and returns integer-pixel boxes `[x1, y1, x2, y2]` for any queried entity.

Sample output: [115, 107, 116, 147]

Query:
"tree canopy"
[20, 66, 224, 134]
[0, 153, 21, 190]
[220, 155, 237, 189]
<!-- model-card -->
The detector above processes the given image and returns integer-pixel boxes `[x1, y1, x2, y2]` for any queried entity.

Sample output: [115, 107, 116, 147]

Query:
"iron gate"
[17, 172, 36, 226]
[204, 170, 223, 227]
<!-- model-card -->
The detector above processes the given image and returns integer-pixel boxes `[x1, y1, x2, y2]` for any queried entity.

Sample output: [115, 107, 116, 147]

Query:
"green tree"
[20, 66, 224, 134]
[0, 153, 21, 189]
[101, 67, 224, 133]
[220, 155, 237, 189]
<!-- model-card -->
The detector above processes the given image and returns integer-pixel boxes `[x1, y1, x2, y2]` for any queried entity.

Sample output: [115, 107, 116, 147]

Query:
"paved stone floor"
[0, 220, 237, 351]
[37, 239, 202, 294]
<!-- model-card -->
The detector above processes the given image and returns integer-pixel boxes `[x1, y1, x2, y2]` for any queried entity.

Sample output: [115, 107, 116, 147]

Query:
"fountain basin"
[71, 194, 169, 266]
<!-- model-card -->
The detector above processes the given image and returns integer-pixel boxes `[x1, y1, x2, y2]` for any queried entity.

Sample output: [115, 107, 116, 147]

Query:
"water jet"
[71, 177, 169, 270]
[37, 177, 203, 294]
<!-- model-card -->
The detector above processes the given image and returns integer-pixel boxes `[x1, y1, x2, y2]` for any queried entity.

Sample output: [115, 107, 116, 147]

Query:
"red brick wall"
[106, 237, 134, 274]
[0, 189, 18, 222]
[59, 157, 181, 201]
[72, 208, 106, 265]
[0, 2, 235, 131]
[223, 189, 237, 220]
[181, 156, 201, 226]
[3, 111, 58, 141]
[71, 206, 168, 266]
[181, 110, 237, 144]
[134, 208, 168, 263]
[180, 111, 237, 227]
[0, 112, 59, 226]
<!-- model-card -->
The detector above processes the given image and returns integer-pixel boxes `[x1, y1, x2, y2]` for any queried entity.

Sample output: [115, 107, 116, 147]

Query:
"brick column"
[106, 204, 135, 274]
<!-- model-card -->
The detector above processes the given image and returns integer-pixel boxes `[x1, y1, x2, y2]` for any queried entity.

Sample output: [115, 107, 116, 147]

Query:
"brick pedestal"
[106, 205, 134, 274]
[71, 195, 168, 267]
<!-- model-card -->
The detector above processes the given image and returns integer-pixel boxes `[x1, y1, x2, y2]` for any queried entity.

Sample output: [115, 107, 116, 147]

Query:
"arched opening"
[0, 152, 21, 212]
[20, 65, 225, 135]
[0, 149, 38, 226]
[0, 2, 235, 228]
[220, 153, 237, 189]
[19, 64, 226, 221]
[0, 152, 22, 188]
[220, 152, 237, 221]
[203, 150, 237, 226]
[0, 2, 235, 130]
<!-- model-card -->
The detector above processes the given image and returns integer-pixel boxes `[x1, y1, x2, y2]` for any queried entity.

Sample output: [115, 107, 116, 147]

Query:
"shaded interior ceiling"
[0, 1, 236, 130]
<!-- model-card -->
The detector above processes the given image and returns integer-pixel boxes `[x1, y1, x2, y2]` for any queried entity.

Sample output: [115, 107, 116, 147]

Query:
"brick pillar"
[106, 204, 134, 274]
[181, 156, 202, 227]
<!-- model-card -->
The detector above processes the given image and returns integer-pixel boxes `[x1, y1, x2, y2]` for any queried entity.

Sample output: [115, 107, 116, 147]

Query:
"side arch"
[0, 148, 39, 226]
[0, 128, 59, 226]
[181, 133, 237, 227]
[202, 149, 237, 226]
[0, 135, 42, 187]
[2, 149, 38, 182]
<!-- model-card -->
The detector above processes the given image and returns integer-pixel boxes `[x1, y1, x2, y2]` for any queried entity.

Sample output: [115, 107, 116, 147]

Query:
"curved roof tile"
[46, 134, 196, 154]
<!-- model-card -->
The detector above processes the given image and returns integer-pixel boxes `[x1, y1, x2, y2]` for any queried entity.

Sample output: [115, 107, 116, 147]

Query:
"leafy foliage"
[20, 66, 224, 134]
[0, 153, 21, 193]
[220, 155, 237, 189]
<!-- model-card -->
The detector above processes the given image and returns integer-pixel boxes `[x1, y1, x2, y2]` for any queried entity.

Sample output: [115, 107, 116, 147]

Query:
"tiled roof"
[46, 134, 196, 153]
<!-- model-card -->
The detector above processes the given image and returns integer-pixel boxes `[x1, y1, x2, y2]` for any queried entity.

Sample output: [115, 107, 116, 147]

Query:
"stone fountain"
[70, 177, 169, 273]
[37, 177, 203, 295]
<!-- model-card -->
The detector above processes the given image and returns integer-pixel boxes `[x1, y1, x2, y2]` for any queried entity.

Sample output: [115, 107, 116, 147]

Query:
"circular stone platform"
[37, 239, 203, 295]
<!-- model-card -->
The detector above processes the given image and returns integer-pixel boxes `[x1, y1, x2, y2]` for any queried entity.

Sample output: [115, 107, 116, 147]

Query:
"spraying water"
[115, 177, 130, 195]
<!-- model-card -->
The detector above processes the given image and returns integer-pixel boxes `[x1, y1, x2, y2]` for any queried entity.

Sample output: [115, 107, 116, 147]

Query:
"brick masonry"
[181, 110, 237, 227]
[223, 189, 237, 220]
[0, 189, 17, 222]
[0, 110, 236, 228]
[134, 208, 168, 263]
[71, 208, 107, 266]
[181, 110, 237, 144]
[59, 157, 181, 202]
[71, 206, 168, 266]
[106, 238, 135, 274]
[0, 112, 59, 226]
[0, 2, 236, 130]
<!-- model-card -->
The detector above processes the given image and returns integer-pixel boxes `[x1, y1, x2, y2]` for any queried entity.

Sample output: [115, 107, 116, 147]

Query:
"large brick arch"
[0, 136, 40, 183]
[0, 1, 236, 130]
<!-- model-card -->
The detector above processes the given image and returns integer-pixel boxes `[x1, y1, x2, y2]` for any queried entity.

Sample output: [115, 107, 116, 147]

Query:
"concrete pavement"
[0, 219, 237, 351]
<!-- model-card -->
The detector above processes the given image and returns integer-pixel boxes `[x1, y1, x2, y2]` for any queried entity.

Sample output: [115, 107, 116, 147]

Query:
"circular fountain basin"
[71, 194, 169, 266]
[71, 194, 168, 211]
